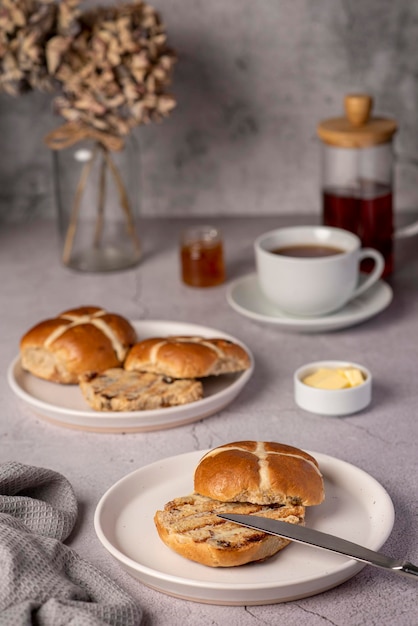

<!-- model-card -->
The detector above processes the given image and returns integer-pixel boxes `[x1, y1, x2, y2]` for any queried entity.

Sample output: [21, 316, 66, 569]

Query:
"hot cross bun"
[20, 306, 137, 383]
[124, 336, 251, 378]
[194, 441, 325, 506]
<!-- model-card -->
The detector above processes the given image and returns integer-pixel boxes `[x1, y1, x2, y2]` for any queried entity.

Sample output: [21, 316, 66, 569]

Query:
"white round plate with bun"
[7, 320, 254, 433]
[94, 449, 395, 605]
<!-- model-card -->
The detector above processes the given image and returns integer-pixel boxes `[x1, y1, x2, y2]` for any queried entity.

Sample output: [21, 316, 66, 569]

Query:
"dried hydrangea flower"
[48, 0, 177, 136]
[0, 0, 80, 95]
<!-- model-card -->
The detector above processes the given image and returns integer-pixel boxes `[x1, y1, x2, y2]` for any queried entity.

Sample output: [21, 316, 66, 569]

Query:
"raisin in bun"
[194, 441, 325, 507]
[124, 336, 251, 378]
[20, 306, 137, 384]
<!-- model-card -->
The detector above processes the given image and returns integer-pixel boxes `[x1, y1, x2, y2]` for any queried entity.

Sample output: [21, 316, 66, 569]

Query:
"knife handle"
[397, 561, 418, 579]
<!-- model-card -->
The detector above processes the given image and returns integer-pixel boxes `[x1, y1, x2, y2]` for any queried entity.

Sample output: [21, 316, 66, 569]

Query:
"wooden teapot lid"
[317, 94, 397, 148]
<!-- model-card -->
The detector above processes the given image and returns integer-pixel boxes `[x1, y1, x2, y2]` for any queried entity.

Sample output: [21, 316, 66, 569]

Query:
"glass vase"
[52, 135, 141, 272]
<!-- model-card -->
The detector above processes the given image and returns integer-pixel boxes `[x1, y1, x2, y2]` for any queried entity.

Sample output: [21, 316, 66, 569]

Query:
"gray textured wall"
[1, 0, 418, 222]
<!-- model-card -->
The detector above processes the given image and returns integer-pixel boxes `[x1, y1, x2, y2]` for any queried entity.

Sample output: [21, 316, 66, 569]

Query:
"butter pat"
[338, 367, 364, 387]
[303, 367, 364, 390]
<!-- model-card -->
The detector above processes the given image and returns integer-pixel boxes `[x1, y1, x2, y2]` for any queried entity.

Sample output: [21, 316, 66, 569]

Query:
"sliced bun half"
[194, 441, 325, 506]
[124, 336, 251, 378]
[154, 494, 305, 568]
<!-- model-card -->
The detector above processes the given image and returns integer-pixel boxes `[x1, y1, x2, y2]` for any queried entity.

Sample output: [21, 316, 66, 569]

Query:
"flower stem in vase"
[102, 146, 141, 256]
[94, 150, 107, 249]
[62, 144, 100, 266]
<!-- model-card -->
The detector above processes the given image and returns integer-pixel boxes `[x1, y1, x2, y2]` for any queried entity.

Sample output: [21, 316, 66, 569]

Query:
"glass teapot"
[317, 94, 418, 277]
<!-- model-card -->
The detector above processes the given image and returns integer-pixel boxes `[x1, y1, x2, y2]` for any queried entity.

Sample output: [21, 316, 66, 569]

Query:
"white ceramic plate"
[7, 320, 254, 433]
[227, 273, 393, 333]
[94, 449, 395, 605]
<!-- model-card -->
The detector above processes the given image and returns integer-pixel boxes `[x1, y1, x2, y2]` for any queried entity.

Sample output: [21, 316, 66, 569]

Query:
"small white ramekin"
[294, 360, 372, 416]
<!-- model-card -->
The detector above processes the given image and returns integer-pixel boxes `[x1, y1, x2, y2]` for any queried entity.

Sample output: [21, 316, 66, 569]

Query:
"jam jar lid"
[317, 94, 397, 148]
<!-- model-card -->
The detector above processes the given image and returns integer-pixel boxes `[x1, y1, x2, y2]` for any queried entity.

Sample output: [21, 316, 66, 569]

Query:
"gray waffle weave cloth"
[0, 462, 143, 625]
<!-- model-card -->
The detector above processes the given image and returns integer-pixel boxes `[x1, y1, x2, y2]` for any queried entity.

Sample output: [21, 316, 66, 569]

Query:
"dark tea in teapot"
[323, 182, 393, 276]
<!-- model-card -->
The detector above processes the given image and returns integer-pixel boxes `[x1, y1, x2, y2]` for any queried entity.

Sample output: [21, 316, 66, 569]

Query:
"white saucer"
[226, 273, 393, 333]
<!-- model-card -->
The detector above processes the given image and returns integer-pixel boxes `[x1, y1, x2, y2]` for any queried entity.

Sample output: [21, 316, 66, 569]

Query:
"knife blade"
[217, 513, 418, 580]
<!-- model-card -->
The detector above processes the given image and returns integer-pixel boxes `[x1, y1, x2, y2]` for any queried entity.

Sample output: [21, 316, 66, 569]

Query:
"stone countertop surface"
[1, 216, 418, 626]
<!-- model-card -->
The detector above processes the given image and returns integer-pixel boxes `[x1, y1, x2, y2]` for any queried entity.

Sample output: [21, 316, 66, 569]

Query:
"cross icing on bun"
[124, 336, 251, 378]
[20, 306, 137, 384]
[194, 441, 325, 506]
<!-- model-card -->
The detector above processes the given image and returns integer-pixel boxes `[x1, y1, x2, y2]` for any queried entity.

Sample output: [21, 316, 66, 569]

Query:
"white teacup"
[254, 226, 385, 317]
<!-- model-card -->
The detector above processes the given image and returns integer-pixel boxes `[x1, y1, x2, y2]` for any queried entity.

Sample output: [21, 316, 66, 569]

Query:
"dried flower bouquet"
[0, 0, 176, 267]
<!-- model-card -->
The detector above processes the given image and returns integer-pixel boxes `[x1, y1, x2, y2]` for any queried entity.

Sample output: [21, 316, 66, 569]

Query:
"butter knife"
[218, 513, 418, 580]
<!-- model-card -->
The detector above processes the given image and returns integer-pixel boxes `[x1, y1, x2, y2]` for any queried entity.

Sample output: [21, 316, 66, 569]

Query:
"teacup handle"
[350, 248, 385, 300]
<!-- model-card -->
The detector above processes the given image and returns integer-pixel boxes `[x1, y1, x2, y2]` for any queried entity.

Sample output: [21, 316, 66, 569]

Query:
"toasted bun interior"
[154, 494, 305, 567]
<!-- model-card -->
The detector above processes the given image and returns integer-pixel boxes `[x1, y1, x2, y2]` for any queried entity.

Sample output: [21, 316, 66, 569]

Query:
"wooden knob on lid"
[344, 94, 373, 127]
[317, 93, 397, 147]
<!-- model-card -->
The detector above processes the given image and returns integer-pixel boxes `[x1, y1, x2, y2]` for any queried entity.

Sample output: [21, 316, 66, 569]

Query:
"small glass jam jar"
[180, 225, 226, 287]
